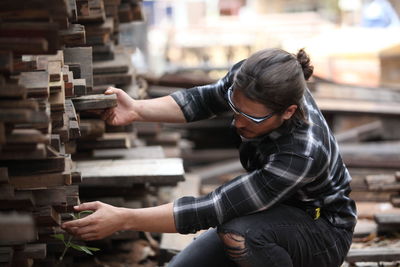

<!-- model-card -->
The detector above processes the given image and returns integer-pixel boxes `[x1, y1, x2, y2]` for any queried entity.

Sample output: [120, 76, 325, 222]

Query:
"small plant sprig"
[52, 210, 100, 262]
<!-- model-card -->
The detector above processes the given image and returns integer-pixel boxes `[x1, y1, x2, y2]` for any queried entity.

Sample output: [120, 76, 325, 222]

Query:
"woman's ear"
[282, 105, 297, 120]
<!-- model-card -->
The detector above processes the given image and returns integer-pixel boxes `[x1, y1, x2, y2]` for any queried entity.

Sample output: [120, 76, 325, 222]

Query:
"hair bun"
[296, 49, 314, 81]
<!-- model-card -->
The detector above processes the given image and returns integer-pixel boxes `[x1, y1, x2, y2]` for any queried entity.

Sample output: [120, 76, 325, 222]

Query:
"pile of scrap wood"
[0, 0, 189, 266]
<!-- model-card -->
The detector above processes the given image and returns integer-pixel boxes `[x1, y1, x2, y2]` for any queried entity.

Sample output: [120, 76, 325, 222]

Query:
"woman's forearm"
[121, 202, 177, 233]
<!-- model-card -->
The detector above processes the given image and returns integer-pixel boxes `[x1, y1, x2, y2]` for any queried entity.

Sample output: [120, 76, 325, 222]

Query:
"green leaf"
[70, 213, 78, 220]
[69, 243, 93, 255]
[85, 246, 100, 252]
[78, 210, 93, 219]
[51, 234, 65, 241]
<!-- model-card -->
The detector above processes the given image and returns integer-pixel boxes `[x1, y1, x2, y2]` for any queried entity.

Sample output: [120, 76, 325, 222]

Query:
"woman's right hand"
[101, 87, 139, 126]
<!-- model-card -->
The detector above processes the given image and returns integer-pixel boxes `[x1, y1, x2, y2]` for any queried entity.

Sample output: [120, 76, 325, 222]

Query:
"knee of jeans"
[217, 230, 248, 261]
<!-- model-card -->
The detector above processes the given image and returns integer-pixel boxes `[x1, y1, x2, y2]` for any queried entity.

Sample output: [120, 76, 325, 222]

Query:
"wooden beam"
[64, 47, 93, 91]
[71, 93, 117, 111]
[9, 172, 71, 189]
[77, 158, 185, 186]
[0, 212, 36, 245]
[346, 248, 400, 263]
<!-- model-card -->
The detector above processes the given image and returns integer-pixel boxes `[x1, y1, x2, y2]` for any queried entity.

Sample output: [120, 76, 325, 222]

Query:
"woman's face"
[231, 89, 296, 139]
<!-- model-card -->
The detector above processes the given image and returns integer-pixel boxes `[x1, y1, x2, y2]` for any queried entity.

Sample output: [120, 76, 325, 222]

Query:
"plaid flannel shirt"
[170, 61, 357, 234]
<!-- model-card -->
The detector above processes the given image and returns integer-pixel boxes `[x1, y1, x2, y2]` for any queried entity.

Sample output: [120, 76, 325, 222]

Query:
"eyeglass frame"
[227, 86, 275, 124]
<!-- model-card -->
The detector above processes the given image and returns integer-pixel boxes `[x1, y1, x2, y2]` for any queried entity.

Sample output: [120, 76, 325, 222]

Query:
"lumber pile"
[0, 0, 189, 266]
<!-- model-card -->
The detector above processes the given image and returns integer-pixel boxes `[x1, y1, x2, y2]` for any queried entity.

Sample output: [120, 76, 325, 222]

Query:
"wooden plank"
[366, 174, 400, 191]
[13, 243, 46, 260]
[73, 78, 87, 96]
[346, 248, 400, 263]
[0, 184, 14, 199]
[335, 120, 383, 143]
[0, 22, 59, 54]
[47, 61, 62, 82]
[0, 122, 5, 145]
[340, 142, 400, 169]
[9, 172, 71, 189]
[59, 24, 86, 47]
[0, 212, 36, 245]
[93, 71, 133, 86]
[33, 188, 67, 206]
[18, 71, 49, 98]
[33, 206, 61, 226]
[0, 84, 27, 99]
[1, 156, 67, 176]
[0, 247, 13, 264]
[374, 213, 400, 233]
[93, 146, 165, 159]
[0, 50, 12, 73]
[64, 47, 93, 90]
[77, 0, 106, 23]
[0, 143, 47, 160]
[77, 158, 185, 186]
[0, 190, 35, 210]
[0, 99, 39, 110]
[79, 119, 105, 138]
[6, 129, 49, 144]
[12, 58, 37, 73]
[0, 109, 49, 125]
[71, 93, 117, 111]
[0, 167, 9, 183]
[77, 132, 131, 150]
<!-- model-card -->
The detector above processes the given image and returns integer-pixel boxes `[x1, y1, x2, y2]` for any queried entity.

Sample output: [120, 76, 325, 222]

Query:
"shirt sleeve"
[170, 60, 244, 122]
[173, 151, 317, 234]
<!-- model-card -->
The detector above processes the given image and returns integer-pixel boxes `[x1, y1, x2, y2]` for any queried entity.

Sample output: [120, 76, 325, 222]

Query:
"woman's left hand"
[62, 201, 127, 241]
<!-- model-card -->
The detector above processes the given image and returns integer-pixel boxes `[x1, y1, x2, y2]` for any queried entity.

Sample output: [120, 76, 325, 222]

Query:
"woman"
[63, 48, 356, 267]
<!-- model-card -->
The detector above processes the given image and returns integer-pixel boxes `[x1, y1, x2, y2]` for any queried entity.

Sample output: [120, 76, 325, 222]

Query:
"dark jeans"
[168, 204, 353, 267]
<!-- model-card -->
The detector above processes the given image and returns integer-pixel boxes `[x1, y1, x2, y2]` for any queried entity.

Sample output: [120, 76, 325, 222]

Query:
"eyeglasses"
[227, 87, 275, 124]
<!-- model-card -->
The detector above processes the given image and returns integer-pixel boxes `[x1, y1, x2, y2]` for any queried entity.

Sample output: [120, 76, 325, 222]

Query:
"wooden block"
[93, 71, 133, 86]
[73, 78, 87, 96]
[64, 47, 93, 90]
[0, 122, 4, 145]
[1, 156, 67, 176]
[71, 93, 117, 111]
[93, 146, 165, 160]
[0, 247, 13, 264]
[340, 142, 400, 169]
[0, 110, 50, 131]
[0, 143, 47, 160]
[50, 134, 61, 152]
[34, 50, 64, 70]
[77, 158, 185, 186]
[79, 119, 105, 139]
[9, 172, 72, 189]
[346, 248, 400, 263]
[33, 206, 61, 226]
[93, 54, 129, 75]
[48, 61, 62, 82]
[0, 184, 14, 199]
[59, 24, 86, 46]
[0, 212, 36, 245]
[32, 188, 67, 206]
[6, 129, 50, 144]
[77, 0, 106, 23]
[77, 132, 131, 150]
[0, 99, 39, 110]
[85, 18, 113, 45]
[0, 50, 12, 73]
[18, 71, 49, 98]
[12, 58, 37, 73]
[374, 213, 400, 233]
[49, 80, 65, 112]
[13, 243, 46, 260]
[0, 84, 27, 99]
[0, 22, 59, 54]
[366, 174, 400, 191]
[0, 167, 9, 183]
[0, 191, 35, 210]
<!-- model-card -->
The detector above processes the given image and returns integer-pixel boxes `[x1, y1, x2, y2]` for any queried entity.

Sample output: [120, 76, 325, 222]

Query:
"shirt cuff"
[173, 195, 219, 234]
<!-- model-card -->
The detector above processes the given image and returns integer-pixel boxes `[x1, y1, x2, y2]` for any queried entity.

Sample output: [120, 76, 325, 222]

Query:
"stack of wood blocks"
[0, 0, 186, 266]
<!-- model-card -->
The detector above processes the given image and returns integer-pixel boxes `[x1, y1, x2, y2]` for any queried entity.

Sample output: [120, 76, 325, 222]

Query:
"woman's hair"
[233, 48, 313, 124]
